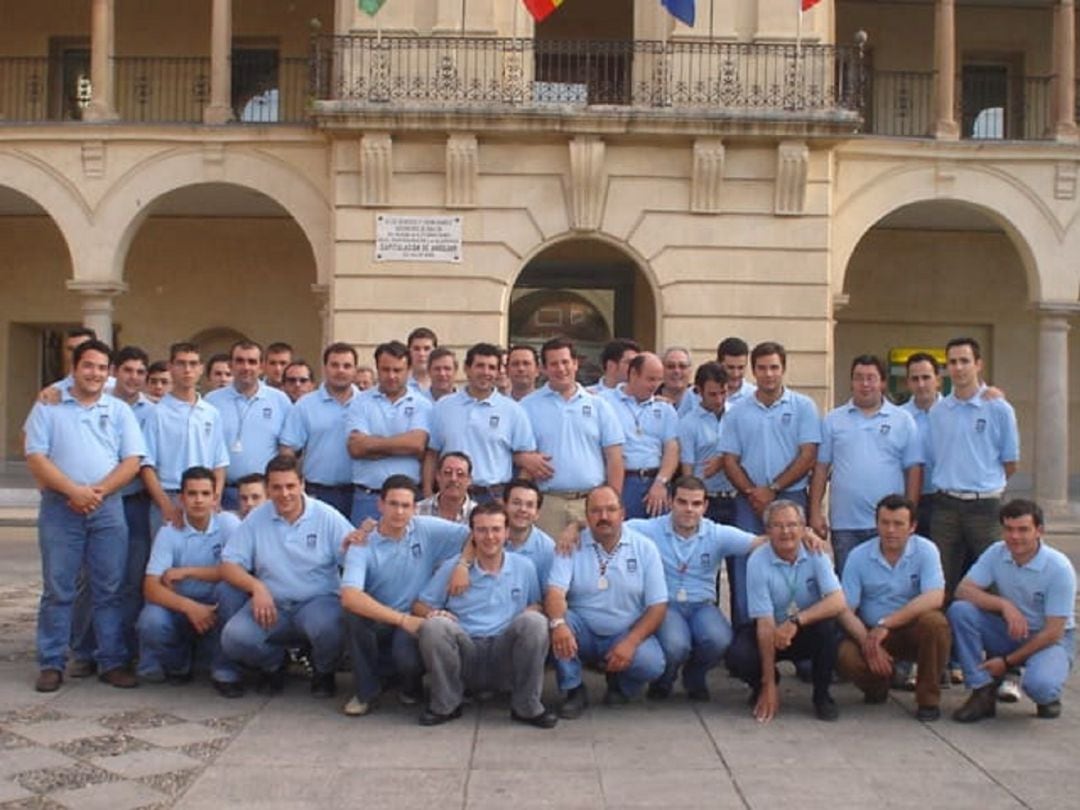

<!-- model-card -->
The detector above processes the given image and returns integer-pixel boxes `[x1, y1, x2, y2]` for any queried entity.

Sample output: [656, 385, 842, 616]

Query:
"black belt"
[307, 482, 354, 493]
[354, 484, 379, 494]
[468, 484, 508, 498]
[626, 468, 660, 479]
[548, 490, 590, 500]
[708, 491, 737, 500]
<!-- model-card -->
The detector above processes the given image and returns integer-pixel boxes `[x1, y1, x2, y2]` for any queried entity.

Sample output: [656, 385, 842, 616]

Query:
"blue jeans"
[622, 474, 665, 521]
[220, 485, 239, 512]
[345, 612, 423, 702]
[221, 594, 344, 675]
[830, 527, 877, 578]
[553, 610, 665, 697]
[731, 491, 807, 628]
[136, 582, 244, 683]
[655, 601, 733, 692]
[306, 483, 354, 519]
[351, 489, 380, 525]
[37, 490, 128, 672]
[948, 600, 1076, 704]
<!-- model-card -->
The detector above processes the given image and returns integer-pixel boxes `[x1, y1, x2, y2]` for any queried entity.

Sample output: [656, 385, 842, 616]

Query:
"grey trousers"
[418, 612, 549, 717]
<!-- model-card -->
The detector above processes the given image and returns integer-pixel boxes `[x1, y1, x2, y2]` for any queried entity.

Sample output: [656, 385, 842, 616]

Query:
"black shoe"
[646, 682, 671, 700]
[863, 689, 889, 705]
[212, 679, 246, 699]
[795, 660, 813, 683]
[1036, 700, 1062, 719]
[510, 708, 558, 729]
[953, 683, 997, 723]
[418, 704, 462, 726]
[310, 672, 336, 699]
[603, 675, 630, 707]
[256, 666, 286, 695]
[916, 705, 941, 722]
[559, 685, 589, 719]
[686, 686, 711, 703]
[814, 696, 840, 721]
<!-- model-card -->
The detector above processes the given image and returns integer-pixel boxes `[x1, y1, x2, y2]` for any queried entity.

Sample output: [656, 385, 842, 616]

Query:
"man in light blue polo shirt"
[599, 352, 679, 520]
[725, 500, 844, 722]
[279, 342, 359, 518]
[348, 340, 433, 524]
[680, 363, 736, 525]
[720, 341, 821, 628]
[716, 336, 756, 412]
[141, 342, 230, 537]
[588, 338, 640, 394]
[206, 340, 292, 512]
[809, 354, 923, 575]
[656, 347, 700, 417]
[413, 502, 555, 728]
[503, 479, 557, 588]
[836, 495, 949, 721]
[425, 342, 539, 505]
[901, 352, 943, 537]
[25, 339, 146, 693]
[220, 454, 353, 699]
[546, 485, 667, 719]
[949, 499, 1076, 722]
[520, 338, 625, 537]
[340, 474, 471, 716]
[137, 466, 245, 697]
[928, 337, 1020, 596]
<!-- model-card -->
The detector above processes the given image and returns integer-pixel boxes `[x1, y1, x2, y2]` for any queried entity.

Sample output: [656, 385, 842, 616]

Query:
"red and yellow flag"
[523, 0, 566, 23]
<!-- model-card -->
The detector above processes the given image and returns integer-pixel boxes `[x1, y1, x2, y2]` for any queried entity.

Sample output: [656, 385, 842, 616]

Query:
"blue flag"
[660, 0, 694, 26]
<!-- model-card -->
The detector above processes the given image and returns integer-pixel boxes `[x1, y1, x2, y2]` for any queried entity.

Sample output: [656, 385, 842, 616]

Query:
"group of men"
[25, 323, 1075, 727]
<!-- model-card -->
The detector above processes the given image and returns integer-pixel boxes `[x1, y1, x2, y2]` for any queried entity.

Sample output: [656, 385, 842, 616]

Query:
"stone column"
[204, 0, 233, 124]
[66, 281, 128, 345]
[1034, 304, 1079, 516]
[1054, 0, 1077, 140]
[84, 0, 118, 122]
[933, 0, 959, 139]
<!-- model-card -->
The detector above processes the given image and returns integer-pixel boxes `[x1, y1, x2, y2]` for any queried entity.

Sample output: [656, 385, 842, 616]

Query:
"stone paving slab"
[91, 750, 204, 780]
[49, 779, 167, 810]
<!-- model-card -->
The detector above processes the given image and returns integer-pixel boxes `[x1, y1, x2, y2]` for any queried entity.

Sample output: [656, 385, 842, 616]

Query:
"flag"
[660, 0, 695, 27]
[801, 0, 822, 10]
[358, 0, 386, 16]
[523, 0, 565, 22]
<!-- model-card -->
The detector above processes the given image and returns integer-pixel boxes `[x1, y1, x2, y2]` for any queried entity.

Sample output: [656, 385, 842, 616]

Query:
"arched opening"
[836, 198, 1036, 486]
[0, 186, 79, 462]
[116, 182, 321, 375]
[510, 237, 657, 385]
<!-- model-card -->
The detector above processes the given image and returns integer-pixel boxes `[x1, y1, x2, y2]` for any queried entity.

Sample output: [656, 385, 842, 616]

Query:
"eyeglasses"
[285, 377, 311, 384]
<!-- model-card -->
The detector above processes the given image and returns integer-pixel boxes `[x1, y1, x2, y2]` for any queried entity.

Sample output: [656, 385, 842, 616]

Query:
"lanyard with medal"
[592, 541, 621, 591]
[231, 393, 260, 454]
[621, 398, 646, 436]
[672, 535, 694, 603]
[780, 561, 800, 620]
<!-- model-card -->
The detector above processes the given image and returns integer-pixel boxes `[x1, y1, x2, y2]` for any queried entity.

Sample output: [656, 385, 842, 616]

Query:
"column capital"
[65, 280, 128, 298]
[1031, 300, 1080, 319]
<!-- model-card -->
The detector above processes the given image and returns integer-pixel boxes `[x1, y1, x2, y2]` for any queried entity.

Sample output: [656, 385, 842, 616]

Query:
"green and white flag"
[358, 0, 386, 16]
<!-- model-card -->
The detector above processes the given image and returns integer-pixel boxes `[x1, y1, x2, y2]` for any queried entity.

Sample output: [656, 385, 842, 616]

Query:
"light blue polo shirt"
[901, 395, 939, 495]
[818, 400, 923, 530]
[599, 385, 678, 470]
[507, 525, 556, 588]
[205, 382, 292, 483]
[841, 534, 944, 627]
[547, 526, 667, 637]
[718, 388, 821, 490]
[965, 541, 1076, 632]
[120, 394, 154, 497]
[418, 552, 541, 637]
[520, 384, 625, 492]
[145, 511, 242, 602]
[928, 387, 1020, 493]
[629, 515, 756, 604]
[141, 394, 230, 490]
[279, 383, 358, 486]
[429, 389, 537, 486]
[347, 388, 433, 488]
[746, 543, 841, 624]
[25, 389, 146, 486]
[221, 496, 351, 602]
[679, 404, 734, 494]
[341, 516, 470, 611]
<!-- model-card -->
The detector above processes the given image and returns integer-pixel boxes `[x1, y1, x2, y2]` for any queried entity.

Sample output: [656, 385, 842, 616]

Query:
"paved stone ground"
[3, 527, 1080, 809]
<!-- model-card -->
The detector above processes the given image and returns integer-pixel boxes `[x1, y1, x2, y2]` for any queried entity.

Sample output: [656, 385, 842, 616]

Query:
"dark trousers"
[930, 494, 1000, 596]
[726, 618, 838, 703]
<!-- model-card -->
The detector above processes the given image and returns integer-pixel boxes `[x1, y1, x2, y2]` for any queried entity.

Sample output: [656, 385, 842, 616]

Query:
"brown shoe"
[66, 659, 97, 679]
[952, 683, 997, 723]
[99, 667, 138, 689]
[35, 669, 62, 693]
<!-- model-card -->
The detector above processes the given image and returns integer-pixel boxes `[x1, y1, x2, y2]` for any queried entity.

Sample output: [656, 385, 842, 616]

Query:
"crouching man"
[413, 502, 555, 728]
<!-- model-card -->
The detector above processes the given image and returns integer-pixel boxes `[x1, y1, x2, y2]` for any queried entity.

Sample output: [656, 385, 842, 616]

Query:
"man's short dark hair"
[850, 354, 886, 380]
[600, 339, 640, 369]
[236, 472, 265, 488]
[751, 341, 786, 369]
[465, 342, 501, 367]
[540, 337, 576, 365]
[230, 340, 263, 360]
[380, 474, 419, 500]
[504, 478, 543, 509]
[265, 453, 301, 478]
[207, 352, 230, 370]
[374, 340, 411, 366]
[716, 337, 749, 360]
[267, 342, 293, 356]
[469, 500, 509, 529]
[672, 475, 707, 494]
[168, 342, 199, 362]
[694, 361, 727, 389]
[407, 327, 438, 348]
[181, 466, 216, 491]
[507, 344, 539, 364]
[875, 494, 915, 523]
[946, 336, 981, 361]
[438, 451, 473, 476]
[148, 360, 169, 376]
[66, 327, 97, 341]
[284, 361, 313, 380]
[73, 339, 112, 367]
[999, 498, 1044, 528]
[323, 342, 358, 365]
[428, 347, 457, 367]
[905, 352, 940, 374]
[115, 345, 149, 368]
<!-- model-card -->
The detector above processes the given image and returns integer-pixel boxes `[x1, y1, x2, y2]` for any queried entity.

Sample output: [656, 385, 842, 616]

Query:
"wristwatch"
[876, 617, 889, 629]
[789, 613, 802, 628]
[549, 617, 567, 631]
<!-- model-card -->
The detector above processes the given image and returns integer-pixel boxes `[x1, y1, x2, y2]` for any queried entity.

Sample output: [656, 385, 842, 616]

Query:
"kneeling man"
[414, 502, 555, 727]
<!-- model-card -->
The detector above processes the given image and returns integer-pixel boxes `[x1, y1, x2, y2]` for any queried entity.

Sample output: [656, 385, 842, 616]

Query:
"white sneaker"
[343, 696, 371, 716]
[997, 678, 1021, 704]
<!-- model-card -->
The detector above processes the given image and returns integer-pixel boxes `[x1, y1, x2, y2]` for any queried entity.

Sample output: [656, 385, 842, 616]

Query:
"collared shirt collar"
[1005, 541, 1049, 572]
[616, 383, 654, 407]
[753, 387, 792, 410]
[946, 385, 987, 410]
[767, 542, 807, 566]
[182, 512, 220, 536]
[544, 382, 586, 401]
[869, 536, 916, 567]
[270, 494, 313, 526]
[318, 381, 356, 404]
[843, 398, 888, 417]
